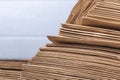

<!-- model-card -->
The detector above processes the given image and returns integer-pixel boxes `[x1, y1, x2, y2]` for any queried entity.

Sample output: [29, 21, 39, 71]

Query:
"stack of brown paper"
[22, 41, 120, 79]
[0, 60, 28, 80]
[22, 27, 120, 79]
[67, 0, 120, 26]
[67, 0, 101, 24]
[22, 0, 120, 79]
[82, 1, 120, 30]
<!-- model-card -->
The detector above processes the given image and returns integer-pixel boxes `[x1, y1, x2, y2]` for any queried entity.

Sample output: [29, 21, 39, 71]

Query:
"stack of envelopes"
[22, 0, 120, 79]
[0, 60, 28, 80]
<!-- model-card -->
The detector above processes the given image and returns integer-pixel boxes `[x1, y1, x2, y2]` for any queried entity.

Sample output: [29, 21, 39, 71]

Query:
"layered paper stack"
[82, 1, 120, 30]
[22, 0, 120, 79]
[0, 60, 28, 80]
[67, 0, 120, 25]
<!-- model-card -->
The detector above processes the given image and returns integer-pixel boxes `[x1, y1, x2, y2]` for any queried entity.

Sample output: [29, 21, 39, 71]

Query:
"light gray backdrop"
[0, 0, 77, 59]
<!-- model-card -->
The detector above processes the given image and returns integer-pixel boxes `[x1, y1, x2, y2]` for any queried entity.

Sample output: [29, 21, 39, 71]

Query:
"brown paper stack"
[82, 1, 120, 30]
[0, 60, 28, 80]
[22, 0, 120, 79]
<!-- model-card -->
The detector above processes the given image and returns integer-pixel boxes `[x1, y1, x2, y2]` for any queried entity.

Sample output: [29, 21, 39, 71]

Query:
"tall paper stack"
[22, 0, 120, 79]
[0, 60, 28, 80]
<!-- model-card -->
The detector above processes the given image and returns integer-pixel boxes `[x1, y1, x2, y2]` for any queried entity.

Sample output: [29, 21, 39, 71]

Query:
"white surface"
[0, 0, 77, 59]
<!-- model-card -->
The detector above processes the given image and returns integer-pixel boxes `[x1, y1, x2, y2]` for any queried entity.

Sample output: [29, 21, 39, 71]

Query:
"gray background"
[0, 0, 77, 59]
